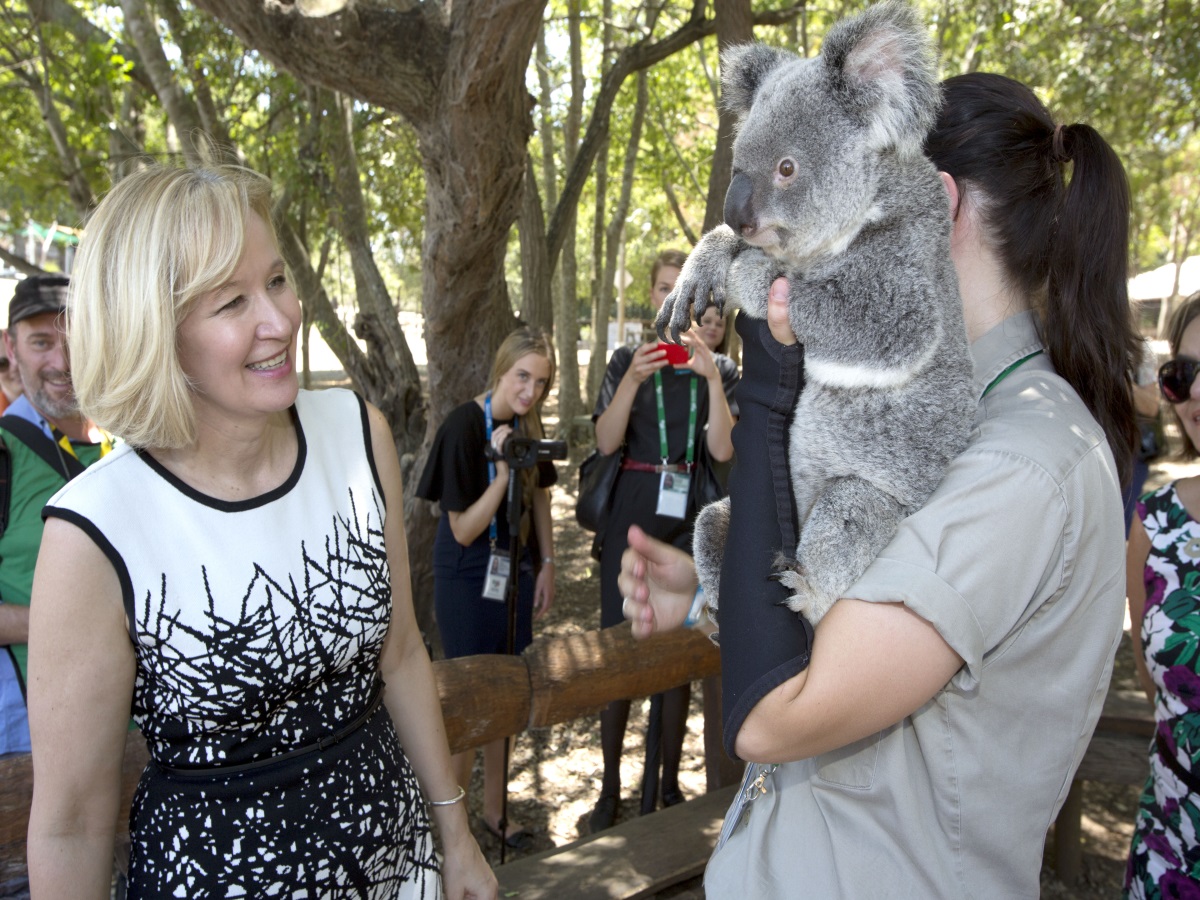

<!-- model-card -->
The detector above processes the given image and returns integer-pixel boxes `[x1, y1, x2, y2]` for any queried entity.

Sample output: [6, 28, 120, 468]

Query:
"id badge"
[482, 552, 511, 601]
[656, 470, 690, 519]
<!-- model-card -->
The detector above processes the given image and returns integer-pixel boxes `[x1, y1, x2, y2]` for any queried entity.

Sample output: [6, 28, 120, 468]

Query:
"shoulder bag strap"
[0, 415, 85, 481]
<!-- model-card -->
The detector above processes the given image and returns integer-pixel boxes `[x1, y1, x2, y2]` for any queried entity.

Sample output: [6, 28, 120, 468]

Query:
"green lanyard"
[653, 370, 698, 466]
[981, 350, 1043, 398]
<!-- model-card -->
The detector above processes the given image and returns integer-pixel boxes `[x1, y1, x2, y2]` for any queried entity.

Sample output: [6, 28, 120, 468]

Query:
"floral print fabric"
[1126, 483, 1200, 898]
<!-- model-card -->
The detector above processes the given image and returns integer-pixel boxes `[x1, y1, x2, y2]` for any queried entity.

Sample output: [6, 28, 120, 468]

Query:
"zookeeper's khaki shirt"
[706, 310, 1126, 899]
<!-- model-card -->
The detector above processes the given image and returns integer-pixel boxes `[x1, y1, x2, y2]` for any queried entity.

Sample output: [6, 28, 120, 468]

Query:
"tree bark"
[702, 0, 753, 233]
[519, 155, 554, 330]
[591, 71, 648, 400]
[156, 0, 234, 148]
[584, 0, 615, 407]
[325, 90, 424, 447]
[536, 22, 583, 438]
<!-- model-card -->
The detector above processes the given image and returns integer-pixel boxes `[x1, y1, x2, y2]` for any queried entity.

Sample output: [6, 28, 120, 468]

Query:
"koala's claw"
[655, 287, 689, 345]
[772, 559, 836, 627]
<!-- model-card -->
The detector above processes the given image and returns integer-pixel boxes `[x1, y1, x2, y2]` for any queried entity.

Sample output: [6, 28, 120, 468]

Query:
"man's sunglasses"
[1159, 358, 1200, 404]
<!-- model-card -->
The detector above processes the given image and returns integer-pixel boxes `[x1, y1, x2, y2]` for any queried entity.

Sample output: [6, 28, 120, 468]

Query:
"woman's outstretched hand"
[618, 524, 699, 640]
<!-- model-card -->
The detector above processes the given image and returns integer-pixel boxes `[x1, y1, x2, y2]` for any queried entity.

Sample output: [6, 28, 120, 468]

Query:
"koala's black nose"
[724, 172, 756, 236]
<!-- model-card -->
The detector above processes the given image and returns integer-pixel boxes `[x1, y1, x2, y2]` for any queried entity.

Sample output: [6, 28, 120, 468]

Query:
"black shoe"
[589, 794, 618, 833]
[662, 786, 685, 808]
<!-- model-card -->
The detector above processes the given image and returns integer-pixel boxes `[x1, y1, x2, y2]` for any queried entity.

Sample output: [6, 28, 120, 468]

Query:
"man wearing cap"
[0, 273, 111, 754]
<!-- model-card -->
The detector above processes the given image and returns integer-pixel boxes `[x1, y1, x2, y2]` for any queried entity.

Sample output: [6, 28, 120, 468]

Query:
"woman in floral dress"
[1127, 290, 1200, 897]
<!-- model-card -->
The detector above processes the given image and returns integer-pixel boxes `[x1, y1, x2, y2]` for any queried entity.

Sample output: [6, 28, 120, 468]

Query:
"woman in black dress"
[416, 326, 557, 849]
[588, 250, 738, 831]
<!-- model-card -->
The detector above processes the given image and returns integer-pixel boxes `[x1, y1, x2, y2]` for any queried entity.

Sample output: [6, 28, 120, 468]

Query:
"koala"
[658, 1, 975, 627]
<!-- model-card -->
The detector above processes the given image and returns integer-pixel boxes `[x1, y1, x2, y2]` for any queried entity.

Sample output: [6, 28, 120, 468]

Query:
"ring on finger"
[622, 597, 632, 619]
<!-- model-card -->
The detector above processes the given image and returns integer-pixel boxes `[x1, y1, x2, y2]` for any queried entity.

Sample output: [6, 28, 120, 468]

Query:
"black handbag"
[576, 447, 622, 534]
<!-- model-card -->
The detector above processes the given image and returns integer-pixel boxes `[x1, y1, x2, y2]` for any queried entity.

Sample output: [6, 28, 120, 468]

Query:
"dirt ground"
[454, 383, 1176, 897]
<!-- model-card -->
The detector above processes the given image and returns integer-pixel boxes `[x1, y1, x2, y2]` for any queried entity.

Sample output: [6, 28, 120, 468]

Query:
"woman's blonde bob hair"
[70, 164, 276, 449]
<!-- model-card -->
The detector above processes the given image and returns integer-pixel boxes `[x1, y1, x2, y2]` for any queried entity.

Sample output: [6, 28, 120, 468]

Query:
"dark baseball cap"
[9, 274, 69, 329]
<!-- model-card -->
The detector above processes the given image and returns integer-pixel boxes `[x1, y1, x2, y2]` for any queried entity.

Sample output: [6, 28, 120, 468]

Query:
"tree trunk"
[537, 21, 584, 439]
[519, 156, 554, 330]
[585, 129, 611, 406]
[702, 0, 753, 234]
[560, 0, 586, 436]
[120, 0, 209, 165]
[596, 71, 649, 384]
[585, 0, 616, 406]
[156, 0, 234, 148]
[326, 89, 425, 452]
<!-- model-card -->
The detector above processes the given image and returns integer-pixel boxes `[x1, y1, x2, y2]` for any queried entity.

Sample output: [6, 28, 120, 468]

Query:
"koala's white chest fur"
[803, 327, 945, 391]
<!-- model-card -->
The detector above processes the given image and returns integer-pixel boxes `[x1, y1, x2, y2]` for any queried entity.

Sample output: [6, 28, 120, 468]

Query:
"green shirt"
[0, 429, 105, 683]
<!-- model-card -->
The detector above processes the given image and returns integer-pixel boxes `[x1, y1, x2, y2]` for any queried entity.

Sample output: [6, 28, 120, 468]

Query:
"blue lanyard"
[483, 393, 518, 549]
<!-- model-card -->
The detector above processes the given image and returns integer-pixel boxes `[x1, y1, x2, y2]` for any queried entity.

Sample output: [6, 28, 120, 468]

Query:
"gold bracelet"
[428, 785, 466, 807]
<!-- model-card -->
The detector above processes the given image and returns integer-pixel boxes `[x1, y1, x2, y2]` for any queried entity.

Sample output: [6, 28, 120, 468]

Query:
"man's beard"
[23, 370, 78, 421]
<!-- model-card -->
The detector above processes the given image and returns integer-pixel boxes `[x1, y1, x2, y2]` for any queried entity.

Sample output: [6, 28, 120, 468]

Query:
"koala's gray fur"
[658, 2, 974, 627]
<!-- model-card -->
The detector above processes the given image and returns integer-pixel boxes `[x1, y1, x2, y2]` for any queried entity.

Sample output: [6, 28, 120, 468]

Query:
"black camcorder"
[486, 435, 568, 469]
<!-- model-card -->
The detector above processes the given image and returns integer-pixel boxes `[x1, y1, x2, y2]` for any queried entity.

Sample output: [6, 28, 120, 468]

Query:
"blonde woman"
[414, 327, 557, 850]
[25, 164, 496, 899]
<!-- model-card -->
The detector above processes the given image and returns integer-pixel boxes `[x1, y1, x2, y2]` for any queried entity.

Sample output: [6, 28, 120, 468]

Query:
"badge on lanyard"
[656, 470, 690, 519]
[482, 552, 512, 601]
[653, 369, 698, 520]
[482, 392, 518, 601]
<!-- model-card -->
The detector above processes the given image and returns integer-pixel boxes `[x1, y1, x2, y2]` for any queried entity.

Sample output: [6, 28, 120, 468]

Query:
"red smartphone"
[657, 342, 690, 365]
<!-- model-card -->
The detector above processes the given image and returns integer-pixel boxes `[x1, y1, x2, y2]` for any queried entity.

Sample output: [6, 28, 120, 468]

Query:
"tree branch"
[188, 0, 456, 121]
[0, 243, 45, 276]
[662, 176, 699, 246]
[119, 0, 208, 164]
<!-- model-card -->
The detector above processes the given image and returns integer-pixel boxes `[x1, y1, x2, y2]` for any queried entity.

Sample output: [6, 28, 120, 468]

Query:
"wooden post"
[702, 675, 744, 790]
[1053, 780, 1084, 885]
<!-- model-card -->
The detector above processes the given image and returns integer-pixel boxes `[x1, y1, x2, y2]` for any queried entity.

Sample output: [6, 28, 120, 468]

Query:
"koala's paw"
[655, 231, 737, 343]
[772, 556, 836, 627]
[692, 498, 731, 614]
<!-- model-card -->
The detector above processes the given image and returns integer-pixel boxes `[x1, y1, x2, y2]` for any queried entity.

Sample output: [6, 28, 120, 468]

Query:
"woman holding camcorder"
[415, 325, 558, 851]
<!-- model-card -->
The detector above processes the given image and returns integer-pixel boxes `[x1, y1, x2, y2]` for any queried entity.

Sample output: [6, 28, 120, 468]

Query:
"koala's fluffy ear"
[820, 1, 941, 153]
[720, 43, 791, 122]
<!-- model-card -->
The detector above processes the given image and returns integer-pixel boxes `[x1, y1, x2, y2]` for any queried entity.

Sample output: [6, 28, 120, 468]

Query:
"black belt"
[1155, 730, 1200, 794]
[154, 683, 385, 778]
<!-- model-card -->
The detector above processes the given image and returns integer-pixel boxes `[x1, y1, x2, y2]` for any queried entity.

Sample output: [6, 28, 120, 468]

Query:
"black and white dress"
[45, 388, 440, 899]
